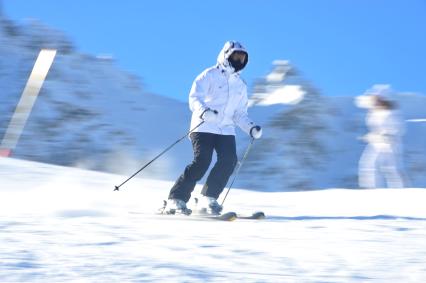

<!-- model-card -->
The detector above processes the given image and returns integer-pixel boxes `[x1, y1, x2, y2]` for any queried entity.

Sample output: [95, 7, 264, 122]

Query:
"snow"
[1, 15, 426, 281]
[1, 157, 426, 282]
[254, 85, 305, 106]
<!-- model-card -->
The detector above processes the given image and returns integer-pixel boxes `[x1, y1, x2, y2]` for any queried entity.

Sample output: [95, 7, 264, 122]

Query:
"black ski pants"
[168, 132, 238, 202]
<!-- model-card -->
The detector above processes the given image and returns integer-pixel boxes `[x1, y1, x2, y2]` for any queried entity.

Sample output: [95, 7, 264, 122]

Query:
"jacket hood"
[217, 41, 248, 73]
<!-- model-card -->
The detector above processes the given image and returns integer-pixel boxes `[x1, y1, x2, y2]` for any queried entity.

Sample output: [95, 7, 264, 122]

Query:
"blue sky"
[4, 0, 426, 102]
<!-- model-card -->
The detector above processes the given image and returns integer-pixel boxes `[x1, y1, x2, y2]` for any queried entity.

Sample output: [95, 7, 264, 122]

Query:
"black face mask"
[228, 53, 248, 72]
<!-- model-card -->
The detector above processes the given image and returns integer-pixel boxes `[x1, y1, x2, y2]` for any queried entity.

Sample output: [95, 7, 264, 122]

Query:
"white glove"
[201, 108, 218, 122]
[250, 125, 262, 139]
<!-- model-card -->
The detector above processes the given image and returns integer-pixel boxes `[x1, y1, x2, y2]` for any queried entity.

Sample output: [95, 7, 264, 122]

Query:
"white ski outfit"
[166, 41, 261, 213]
[359, 108, 405, 188]
[189, 41, 255, 136]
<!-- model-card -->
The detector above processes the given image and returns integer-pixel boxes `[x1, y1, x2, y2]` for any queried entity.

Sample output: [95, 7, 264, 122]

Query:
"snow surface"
[253, 85, 305, 106]
[1, 157, 426, 282]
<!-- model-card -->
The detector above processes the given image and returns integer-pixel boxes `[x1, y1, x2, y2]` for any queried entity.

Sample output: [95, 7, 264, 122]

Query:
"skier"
[358, 85, 405, 189]
[164, 40, 262, 215]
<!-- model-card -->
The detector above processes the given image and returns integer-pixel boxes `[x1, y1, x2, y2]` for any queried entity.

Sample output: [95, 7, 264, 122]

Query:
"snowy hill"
[0, 16, 425, 191]
[1, 156, 426, 282]
[0, 16, 192, 178]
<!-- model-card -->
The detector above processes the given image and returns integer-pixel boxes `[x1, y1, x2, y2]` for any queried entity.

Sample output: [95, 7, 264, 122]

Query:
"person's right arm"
[189, 71, 211, 118]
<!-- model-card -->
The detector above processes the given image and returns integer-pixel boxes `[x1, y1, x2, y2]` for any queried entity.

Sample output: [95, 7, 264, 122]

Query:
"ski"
[148, 211, 237, 221]
[156, 200, 262, 221]
[236, 211, 265, 220]
[131, 210, 262, 221]
[193, 211, 237, 221]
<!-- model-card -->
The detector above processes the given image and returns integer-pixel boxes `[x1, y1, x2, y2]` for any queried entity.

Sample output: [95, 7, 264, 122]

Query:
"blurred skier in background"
[356, 85, 405, 189]
[163, 41, 262, 215]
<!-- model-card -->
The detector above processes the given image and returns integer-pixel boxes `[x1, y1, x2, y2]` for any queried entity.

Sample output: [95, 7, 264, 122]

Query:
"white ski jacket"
[189, 42, 255, 136]
[364, 109, 404, 151]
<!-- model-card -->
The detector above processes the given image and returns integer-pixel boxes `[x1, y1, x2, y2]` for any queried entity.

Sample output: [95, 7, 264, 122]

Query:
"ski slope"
[1, 157, 426, 282]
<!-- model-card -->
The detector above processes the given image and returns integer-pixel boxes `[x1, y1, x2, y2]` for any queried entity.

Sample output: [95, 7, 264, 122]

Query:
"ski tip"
[253, 211, 266, 219]
[236, 211, 266, 220]
[227, 212, 238, 221]
[222, 211, 237, 221]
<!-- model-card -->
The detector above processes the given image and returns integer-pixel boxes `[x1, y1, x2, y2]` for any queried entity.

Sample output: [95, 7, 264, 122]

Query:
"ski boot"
[195, 196, 223, 215]
[162, 199, 192, 215]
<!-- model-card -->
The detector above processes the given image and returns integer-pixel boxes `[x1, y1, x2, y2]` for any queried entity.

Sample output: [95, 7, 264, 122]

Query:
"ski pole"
[221, 138, 255, 206]
[114, 121, 205, 191]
